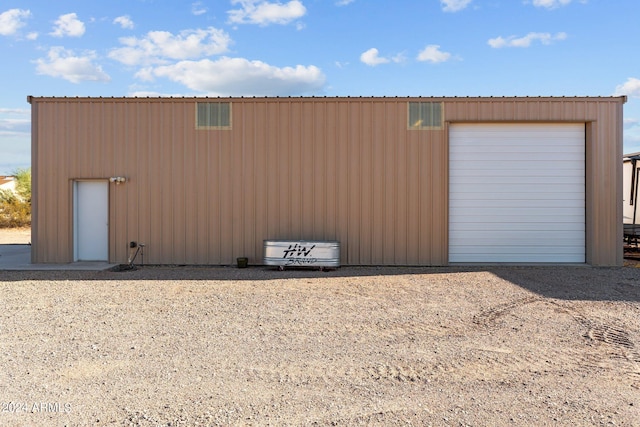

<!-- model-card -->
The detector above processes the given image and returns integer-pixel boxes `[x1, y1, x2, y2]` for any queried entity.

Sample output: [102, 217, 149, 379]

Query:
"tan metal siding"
[29, 102, 38, 263]
[30, 96, 624, 266]
[585, 101, 624, 266]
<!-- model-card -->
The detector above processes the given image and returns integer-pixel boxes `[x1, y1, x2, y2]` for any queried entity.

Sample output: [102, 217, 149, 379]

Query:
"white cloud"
[134, 68, 155, 82]
[392, 52, 407, 63]
[0, 118, 30, 134]
[360, 48, 390, 66]
[614, 78, 640, 98]
[0, 108, 29, 115]
[109, 28, 231, 66]
[624, 119, 640, 151]
[336, 0, 355, 5]
[441, 0, 472, 12]
[417, 45, 452, 63]
[0, 8, 31, 36]
[34, 47, 110, 83]
[50, 13, 85, 38]
[26, 32, 38, 40]
[228, 0, 306, 26]
[113, 15, 134, 30]
[192, 2, 208, 15]
[137, 57, 325, 96]
[488, 32, 567, 48]
[531, 0, 573, 9]
[624, 118, 639, 128]
[127, 90, 187, 97]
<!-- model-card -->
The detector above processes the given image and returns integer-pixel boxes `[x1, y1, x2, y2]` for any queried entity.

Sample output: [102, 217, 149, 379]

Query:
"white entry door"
[74, 181, 109, 261]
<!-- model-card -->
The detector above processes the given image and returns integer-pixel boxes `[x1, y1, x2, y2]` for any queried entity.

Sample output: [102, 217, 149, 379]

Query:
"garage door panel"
[451, 214, 584, 224]
[450, 245, 586, 255]
[451, 168, 582, 177]
[451, 142, 584, 153]
[451, 141, 583, 150]
[451, 217, 585, 226]
[450, 216, 585, 226]
[451, 152, 584, 162]
[451, 222, 585, 232]
[449, 183, 585, 194]
[450, 176, 585, 185]
[450, 192, 584, 201]
[450, 198, 584, 208]
[450, 206, 584, 216]
[450, 230, 584, 241]
[449, 123, 585, 263]
[451, 140, 584, 148]
[452, 163, 584, 172]
[448, 252, 585, 263]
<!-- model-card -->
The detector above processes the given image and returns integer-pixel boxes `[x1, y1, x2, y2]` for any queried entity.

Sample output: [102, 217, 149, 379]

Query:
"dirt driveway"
[1, 227, 640, 426]
[1, 263, 639, 427]
[0, 227, 30, 244]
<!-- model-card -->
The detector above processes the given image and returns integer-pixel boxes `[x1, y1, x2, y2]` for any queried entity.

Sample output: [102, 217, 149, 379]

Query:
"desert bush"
[0, 168, 31, 228]
[13, 167, 31, 203]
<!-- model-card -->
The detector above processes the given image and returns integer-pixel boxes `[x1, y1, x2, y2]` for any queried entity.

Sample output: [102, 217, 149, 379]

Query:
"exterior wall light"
[109, 176, 127, 184]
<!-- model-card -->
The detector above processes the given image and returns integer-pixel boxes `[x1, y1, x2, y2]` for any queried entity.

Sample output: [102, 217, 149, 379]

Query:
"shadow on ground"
[2, 252, 639, 303]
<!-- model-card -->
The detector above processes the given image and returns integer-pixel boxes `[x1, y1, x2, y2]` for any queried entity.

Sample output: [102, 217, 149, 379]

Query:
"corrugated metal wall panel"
[382, 104, 396, 264]
[371, 102, 385, 263]
[30, 97, 624, 266]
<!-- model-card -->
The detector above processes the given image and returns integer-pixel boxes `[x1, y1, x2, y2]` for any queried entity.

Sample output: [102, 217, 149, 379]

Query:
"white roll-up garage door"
[449, 123, 585, 263]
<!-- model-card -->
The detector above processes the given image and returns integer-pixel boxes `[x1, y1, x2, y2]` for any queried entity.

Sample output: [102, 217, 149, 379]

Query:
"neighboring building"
[0, 176, 16, 193]
[28, 96, 626, 266]
[623, 152, 640, 225]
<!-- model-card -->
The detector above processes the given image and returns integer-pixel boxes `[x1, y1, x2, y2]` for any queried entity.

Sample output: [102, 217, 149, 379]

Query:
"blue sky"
[1, 0, 639, 174]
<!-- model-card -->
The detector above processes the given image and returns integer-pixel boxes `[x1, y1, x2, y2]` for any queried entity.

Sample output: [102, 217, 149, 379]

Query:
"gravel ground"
[1, 229, 640, 426]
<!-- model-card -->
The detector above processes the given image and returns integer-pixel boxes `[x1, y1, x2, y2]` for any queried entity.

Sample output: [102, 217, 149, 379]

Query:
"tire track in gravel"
[464, 296, 640, 384]
[471, 295, 541, 327]
[474, 296, 640, 384]
[237, 296, 640, 393]
[549, 302, 640, 358]
[265, 297, 572, 386]
[475, 296, 640, 357]
[366, 363, 431, 383]
[460, 296, 563, 380]
[565, 308, 640, 384]
[314, 408, 434, 426]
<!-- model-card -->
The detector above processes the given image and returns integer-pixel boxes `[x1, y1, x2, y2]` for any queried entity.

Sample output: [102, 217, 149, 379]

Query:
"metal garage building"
[28, 96, 625, 266]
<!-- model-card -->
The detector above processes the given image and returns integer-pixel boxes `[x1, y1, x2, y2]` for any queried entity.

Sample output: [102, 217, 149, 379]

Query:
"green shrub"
[0, 191, 30, 228]
[13, 167, 31, 203]
[0, 168, 31, 228]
